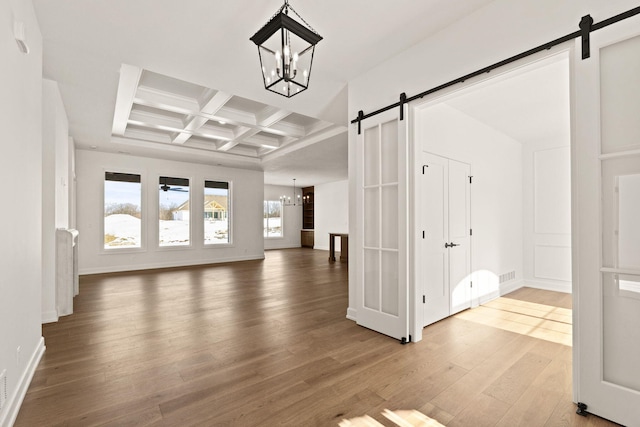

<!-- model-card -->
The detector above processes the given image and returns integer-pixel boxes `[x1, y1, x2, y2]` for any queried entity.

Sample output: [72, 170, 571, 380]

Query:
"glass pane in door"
[618, 174, 640, 269]
[381, 120, 398, 184]
[600, 34, 640, 154]
[364, 127, 380, 186]
[603, 272, 640, 392]
[364, 188, 380, 248]
[381, 185, 398, 250]
[381, 251, 399, 316]
[364, 249, 380, 310]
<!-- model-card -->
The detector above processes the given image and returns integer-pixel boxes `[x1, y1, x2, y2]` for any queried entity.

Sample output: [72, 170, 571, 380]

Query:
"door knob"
[445, 242, 460, 248]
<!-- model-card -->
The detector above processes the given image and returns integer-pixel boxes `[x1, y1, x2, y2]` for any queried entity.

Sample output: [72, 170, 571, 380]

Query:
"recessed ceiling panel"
[112, 64, 345, 161]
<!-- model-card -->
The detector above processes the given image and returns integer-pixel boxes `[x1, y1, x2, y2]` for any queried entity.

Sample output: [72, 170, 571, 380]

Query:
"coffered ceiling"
[111, 65, 344, 167]
[32, 0, 497, 186]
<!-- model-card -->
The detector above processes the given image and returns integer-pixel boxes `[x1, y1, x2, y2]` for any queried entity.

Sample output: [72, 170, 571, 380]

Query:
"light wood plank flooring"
[16, 249, 618, 426]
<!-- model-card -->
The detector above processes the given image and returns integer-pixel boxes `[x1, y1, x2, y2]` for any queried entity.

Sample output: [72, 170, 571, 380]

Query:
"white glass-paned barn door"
[573, 13, 640, 426]
[356, 109, 408, 341]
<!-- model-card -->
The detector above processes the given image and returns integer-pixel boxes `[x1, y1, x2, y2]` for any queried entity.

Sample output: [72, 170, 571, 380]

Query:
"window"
[204, 180, 230, 245]
[104, 172, 142, 249]
[264, 200, 282, 237]
[159, 176, 190, 246]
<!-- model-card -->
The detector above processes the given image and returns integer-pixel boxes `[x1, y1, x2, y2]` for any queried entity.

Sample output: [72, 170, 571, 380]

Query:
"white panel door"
[356, 109, 408, 341]
[422, 153, 450, 326]
[573, 13, 640, 426]
[448, 159, 471, 314]
[421, 152, 471, 326]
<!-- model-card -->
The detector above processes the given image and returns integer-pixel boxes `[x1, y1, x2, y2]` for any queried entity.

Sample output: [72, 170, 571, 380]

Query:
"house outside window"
[264, 200, 282, 238]
[104, 172, 142, 249]
[204, 180, 230, 245]
[159, 176, 190, 246]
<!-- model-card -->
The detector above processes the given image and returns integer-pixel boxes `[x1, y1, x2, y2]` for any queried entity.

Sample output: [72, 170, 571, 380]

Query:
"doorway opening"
[413, 51, 572, 333]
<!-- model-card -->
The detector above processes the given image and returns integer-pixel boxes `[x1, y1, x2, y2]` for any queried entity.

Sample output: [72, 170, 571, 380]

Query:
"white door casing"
[572, 13, 640, 426]
[356, 109, 409, 341]
[421, 152, 471, 327]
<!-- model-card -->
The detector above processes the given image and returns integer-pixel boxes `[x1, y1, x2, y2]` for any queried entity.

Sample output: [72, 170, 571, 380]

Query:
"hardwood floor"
[16, 249, 618, 426]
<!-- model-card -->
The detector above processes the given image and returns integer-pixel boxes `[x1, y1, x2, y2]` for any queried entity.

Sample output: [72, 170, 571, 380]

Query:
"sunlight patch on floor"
[340, 409, 446, 427]
[454, 297, 573, 346]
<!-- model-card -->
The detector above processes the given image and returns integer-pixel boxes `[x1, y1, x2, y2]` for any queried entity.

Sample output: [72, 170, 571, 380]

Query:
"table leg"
[329, 234, 336, 262]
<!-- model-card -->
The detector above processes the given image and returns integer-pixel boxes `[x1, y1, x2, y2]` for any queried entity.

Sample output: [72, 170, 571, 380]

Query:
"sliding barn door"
[573, 13, 640, 426]
[356, 109, 409, 341]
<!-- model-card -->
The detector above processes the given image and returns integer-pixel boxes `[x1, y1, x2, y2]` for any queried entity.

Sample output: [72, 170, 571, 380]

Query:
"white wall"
[41, 79, 70, 323]
[415, 103, 524, 303]
[314, 180, 348, 252]
[264, 184, 302, 249]
[523, 141, 572, 293]
[76, 150, 264, 274]
[347, 0, 638, 319]
[0, 0, 46, 425]
[53, 88, 70, 230]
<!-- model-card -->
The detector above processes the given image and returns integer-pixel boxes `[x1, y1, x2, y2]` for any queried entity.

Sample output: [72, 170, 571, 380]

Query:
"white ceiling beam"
[224, 145, 260, 157]
[261, 125, 347, 162]
[112, 64, 143, 136]
[128, 110, 185, 130]
[257, 146, 277, 156]
[304, 120, 334, 136]
[134, 86, 201, 113]
[218, 126, 261, 152]
[128, 118, 234, 143]
[111, 136, 263, 166]
[256, 106, 291, 127]
[277, 136, 298, 148]
[216, 107, 257, 126]
[123, 128, 173, 144]
[233, 126, 259, 140]
[192, 126, 234, 141]
[242, 134, 282, 148]
[172, 90, 232, 144]
[200, 90, 233, 115]
[266, 121, 306, 138]
[217, 140, 240, 152]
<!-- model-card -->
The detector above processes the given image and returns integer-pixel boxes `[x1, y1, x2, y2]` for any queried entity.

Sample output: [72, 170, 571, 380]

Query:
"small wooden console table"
[329, 233, 348, 263]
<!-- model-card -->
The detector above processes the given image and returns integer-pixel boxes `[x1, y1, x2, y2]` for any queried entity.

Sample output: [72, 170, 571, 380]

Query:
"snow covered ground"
[104, 214, 230, 248]
[263, 218, 282, 237]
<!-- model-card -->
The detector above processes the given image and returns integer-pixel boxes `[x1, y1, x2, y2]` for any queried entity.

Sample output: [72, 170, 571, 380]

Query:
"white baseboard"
[524, 279, 572, 294]
[0, 337, 45, 427]
[478, 280, 525, 305]
[78, 254, 265, 275]
[500, 279, 525, 296]
[264, 243, 301, 250]
[41, 310, 58, 324]
[346, 307, 357, 321]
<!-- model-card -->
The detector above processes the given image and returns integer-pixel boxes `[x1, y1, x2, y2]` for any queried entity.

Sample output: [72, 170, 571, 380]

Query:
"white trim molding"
[0, 337, 45, 427]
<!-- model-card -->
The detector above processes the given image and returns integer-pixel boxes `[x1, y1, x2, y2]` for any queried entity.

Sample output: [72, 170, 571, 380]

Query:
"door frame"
[420, 152, 472, 327]
[409, 46, 572, 343]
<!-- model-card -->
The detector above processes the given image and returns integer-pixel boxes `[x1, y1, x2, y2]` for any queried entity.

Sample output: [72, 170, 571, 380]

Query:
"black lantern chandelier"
[250, 0, 322, 98]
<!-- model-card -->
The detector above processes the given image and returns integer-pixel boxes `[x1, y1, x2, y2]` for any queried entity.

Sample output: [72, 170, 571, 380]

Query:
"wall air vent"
[499, 271, 516, 284]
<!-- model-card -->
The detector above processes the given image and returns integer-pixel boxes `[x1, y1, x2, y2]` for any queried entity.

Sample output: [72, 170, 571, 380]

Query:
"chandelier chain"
[265, 1, 318, 35]
[268, 3, 288, 23]
[285, 2, 319, 34]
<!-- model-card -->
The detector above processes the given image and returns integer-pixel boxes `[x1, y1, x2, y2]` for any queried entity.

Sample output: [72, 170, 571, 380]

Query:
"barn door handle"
[444, 242, 460, 248]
